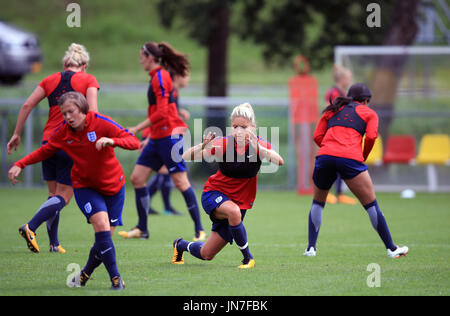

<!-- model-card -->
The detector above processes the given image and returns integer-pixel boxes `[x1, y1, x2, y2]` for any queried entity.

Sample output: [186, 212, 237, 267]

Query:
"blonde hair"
[332, 64, 351, 82]
[231, 102, 256, 125]
[62, 43, 90, 68]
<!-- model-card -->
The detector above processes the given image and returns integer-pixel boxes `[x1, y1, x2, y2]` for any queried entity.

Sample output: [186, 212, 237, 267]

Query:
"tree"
[157, 0, 416, 146]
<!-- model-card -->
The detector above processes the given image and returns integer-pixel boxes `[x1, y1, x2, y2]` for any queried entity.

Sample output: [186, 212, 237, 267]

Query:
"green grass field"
[0, 187, 448, 296]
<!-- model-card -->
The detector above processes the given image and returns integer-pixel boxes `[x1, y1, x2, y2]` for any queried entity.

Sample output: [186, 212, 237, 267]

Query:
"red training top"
[146, 67, 187, 139]
[15, 112, 139, 195]
[203, 136, 272, 210]
[324, 86, 345, 104]
[313, 102, 378, 162]
[39, 71, 99, 143]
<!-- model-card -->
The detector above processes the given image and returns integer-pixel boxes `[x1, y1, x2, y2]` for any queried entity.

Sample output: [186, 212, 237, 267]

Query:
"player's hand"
[139, 137, 149, 153]
[7, 134, 21, 155]
[247, 130, 259, 149]
[179, 108, 190, 121]
[202, 132, 216, 149]
[8, 165, 22, 185]
[128, 126, 138, 135]
[96, 137, 114, 151]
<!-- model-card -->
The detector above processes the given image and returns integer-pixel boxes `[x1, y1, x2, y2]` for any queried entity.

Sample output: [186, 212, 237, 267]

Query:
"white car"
[0, 21, 42, 85]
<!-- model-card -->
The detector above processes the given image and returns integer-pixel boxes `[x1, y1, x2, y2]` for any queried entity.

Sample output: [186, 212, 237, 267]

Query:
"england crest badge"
[87, 131, 97, 142]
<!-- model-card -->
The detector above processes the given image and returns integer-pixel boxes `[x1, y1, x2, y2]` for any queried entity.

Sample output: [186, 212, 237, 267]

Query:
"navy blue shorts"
[74, 185, 125, 226]
[312, 155, 368, 190]
[41, 149, 73, 186]
[136, 135, 186, 173]
[201, 190, 247, 244]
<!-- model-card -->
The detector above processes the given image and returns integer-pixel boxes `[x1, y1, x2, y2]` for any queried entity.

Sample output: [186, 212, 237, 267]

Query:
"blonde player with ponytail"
[7, 43, 99, 254]
[171, 102, 284, 269]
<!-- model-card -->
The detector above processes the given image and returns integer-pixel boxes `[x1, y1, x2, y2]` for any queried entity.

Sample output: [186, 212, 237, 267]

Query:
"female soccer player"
[144, 72, 191, 216]
[7, 43, 99, 254]
[118, 42, 205, 241]
[323, 65, 356, 205]
[8, 92, 139, 290]
[171, 103, 284, 269]
[303, 83, 408, 258]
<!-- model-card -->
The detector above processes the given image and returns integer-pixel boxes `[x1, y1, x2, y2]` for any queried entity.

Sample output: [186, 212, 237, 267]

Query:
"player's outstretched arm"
[182, 132, 216, 161]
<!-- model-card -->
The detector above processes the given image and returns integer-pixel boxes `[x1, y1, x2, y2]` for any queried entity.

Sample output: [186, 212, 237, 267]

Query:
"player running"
[8, 92, 140, 290]
[7, 43, 99, 254]
[303, 83, 408, 258]
[118, 42, 205, 241]
[171, 103, 284, 269]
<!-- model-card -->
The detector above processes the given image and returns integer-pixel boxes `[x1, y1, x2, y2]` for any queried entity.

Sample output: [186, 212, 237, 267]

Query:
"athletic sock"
[307, 200, 325, 250]
[28, 195, 66, 233]
[181, 187, 203, 233]
[46, 212, 60, 247]
[83, 245, 102, 276]
[364, 200, 396, 251]
[135, 187, 149, 233]
[147, 174, 162, 198]
[230, 222, 253, 260]
[161, 174, 173, 210]
[185, 241, 205, 260]
[335, 175, 343, 195]
[95, 231, 120, 280]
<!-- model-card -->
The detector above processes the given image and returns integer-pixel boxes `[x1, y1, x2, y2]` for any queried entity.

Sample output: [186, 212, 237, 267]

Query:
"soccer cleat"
[387, 245, 409, 258]
[303, 247, 316, 257]
[118, 227, 149, 240]
[171, 238, 185, 264]
[148, 207, 159, 215]
[337, 194, 357, 205]
[49, 245, 66, 253]
[18, 224, 40, 253]
[326, 193, 337, 204]
[163, 207, 183, 216]
[68, 271, 90, 288]
[238, 258, 255, 269]
[110, 276, 125, 291]
[193, 230, 206, 242]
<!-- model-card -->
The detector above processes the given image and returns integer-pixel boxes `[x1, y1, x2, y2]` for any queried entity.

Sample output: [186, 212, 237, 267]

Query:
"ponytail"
[322, 96, 353, 113]
[142, 42, 190, 77]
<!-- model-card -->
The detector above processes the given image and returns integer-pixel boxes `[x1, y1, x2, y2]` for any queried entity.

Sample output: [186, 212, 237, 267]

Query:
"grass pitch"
[0, 187, 448, 296]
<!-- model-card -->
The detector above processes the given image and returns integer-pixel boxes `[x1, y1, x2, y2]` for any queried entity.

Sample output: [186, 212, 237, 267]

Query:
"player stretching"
[303, 83, 408, 258]
[7, 43, 99, 254]
[171, 103, 284, 268]
[9, 92, 139, 290]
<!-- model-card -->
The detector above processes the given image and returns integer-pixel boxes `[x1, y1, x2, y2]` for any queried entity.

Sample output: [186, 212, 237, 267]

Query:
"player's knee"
[201, 250, 216, 261]
[227, 205, 242, 224]
[130, 172, 144, 187]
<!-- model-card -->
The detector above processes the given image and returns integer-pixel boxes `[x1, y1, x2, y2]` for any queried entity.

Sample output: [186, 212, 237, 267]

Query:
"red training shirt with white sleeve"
[14, 112, 139, 195]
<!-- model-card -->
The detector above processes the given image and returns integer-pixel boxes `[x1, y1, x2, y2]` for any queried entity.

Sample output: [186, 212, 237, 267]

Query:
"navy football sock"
[307, 200, 325, 250]
[135, 187, 149, 232]
[95, 231, 120, 280]
[83, 245, 102, 276]
[186, 241, 205, 260]
[364, 200, 396, 251]
[335, 175, 343, 195]
[28, 195, 66, 233]
[230, 222, 253, 260]
[46, 212, 60, 247]
[181, 187, 203, 233]
[147, 174, 161, 198]
[161, 174, 173, 210]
